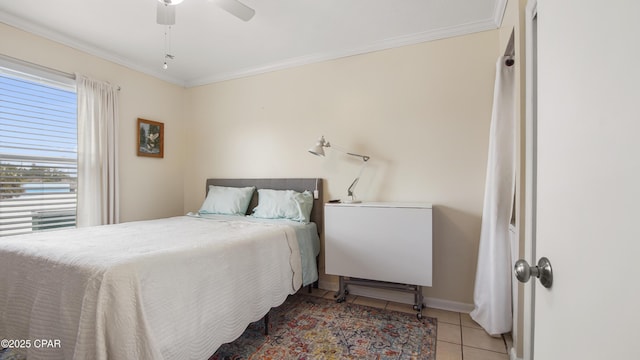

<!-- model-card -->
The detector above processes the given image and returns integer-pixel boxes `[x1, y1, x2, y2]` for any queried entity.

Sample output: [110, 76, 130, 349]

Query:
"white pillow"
[251, 189, 314, 223]
[199, 185, 255, 215]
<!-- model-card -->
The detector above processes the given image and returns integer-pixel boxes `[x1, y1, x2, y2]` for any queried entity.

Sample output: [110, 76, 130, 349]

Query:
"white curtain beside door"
[76, 74, 120, 227]
[470, 56, 516, 336]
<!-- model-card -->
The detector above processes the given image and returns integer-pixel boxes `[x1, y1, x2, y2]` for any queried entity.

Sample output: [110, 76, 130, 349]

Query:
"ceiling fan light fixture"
[158, 0, 184, 5]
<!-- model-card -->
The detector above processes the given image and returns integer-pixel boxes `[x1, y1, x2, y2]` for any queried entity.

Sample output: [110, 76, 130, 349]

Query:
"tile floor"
[303, 288, 510, 360]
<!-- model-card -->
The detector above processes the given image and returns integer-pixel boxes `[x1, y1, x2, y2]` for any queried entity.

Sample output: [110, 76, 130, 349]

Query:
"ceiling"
[0, 0, 506, 88]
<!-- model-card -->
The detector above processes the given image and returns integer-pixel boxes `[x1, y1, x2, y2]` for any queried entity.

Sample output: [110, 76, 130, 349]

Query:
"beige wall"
[184, 30, 499, 305]
[1, 23, 187, 222]
[2, 20, 502, 306]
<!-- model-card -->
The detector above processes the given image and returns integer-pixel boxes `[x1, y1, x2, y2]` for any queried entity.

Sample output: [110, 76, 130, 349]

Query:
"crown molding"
[0, 13, 187, 87]
[3, 0, 506, 88]
[185, 17, 500, 87]
[493, 0, 508, 27]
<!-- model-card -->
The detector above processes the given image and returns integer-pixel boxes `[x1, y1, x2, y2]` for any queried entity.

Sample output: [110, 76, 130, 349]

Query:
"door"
[523, 0, 640, 359]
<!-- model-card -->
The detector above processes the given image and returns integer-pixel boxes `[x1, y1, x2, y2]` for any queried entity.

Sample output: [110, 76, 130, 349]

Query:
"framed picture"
[137, 118, 164, 158]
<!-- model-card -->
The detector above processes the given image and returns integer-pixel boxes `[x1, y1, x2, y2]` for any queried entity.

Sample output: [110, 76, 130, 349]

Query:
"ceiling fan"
[156, 0, 255, 25]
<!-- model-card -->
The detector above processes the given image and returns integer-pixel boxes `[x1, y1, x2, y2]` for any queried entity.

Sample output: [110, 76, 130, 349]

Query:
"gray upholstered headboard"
[205, 178, 324, 233]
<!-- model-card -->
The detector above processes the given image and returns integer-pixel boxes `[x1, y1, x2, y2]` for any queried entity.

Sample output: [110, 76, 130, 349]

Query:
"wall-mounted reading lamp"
[308, 136, 370, 204]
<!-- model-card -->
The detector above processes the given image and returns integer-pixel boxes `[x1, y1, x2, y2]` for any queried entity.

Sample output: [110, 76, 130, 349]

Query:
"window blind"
[0, 69, 78, 237]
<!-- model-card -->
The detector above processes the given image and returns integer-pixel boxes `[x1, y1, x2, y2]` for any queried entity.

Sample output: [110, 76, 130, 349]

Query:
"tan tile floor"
[302, 288, 510, 360]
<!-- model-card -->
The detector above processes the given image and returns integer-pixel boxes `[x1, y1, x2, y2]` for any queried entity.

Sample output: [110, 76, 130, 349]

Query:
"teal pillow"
[199, 185, 255, 215]
[251, 189, 314, 223]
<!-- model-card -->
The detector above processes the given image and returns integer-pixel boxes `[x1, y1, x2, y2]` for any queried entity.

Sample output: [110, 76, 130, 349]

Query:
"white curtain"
[470, 56, 516, 336]
[76, 74, 120, 227]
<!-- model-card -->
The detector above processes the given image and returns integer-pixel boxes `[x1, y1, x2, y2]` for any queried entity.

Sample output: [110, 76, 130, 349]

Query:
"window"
[0, 61, 77, 236]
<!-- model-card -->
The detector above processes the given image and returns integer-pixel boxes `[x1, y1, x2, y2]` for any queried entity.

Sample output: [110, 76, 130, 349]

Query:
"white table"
[324, 202, 433, 318]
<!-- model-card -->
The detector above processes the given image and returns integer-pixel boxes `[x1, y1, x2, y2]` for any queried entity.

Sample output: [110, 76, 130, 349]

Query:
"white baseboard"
[316, 279, 474, 314]
[424, 296, 475, 314]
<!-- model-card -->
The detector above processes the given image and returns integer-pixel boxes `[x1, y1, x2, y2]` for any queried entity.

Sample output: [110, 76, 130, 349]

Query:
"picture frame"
[137, 118, 164, 158]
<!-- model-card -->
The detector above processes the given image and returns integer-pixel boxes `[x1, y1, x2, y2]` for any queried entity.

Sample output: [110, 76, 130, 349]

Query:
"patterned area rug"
[210, 294, 437, 359]
[0, 349, 25, 360]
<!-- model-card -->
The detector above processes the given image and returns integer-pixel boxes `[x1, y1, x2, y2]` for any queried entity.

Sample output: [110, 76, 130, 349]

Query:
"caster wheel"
[413, 305, 419, 311]
[336, 298, 344, 303]
[344, 290, 349, 295]
[416, 313, 423, 320]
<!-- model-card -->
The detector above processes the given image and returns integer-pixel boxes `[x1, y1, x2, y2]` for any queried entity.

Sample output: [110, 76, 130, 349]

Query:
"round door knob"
[514, 259, 533, 283]
[514, 257, 553, 288]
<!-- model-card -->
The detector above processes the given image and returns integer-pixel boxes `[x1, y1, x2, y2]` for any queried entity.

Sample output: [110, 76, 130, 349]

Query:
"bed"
[0, 178, 323, 360]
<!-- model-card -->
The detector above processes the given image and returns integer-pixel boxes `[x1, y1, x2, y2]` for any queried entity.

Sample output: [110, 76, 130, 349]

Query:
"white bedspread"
[0, 216, 302, 360]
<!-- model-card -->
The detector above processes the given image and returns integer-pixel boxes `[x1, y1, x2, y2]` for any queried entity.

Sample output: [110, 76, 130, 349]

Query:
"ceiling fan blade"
[214, 0, 255, 21]
[156, 3, 176, 25]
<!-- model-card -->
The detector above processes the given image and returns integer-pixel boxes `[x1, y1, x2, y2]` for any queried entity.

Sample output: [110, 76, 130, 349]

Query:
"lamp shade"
[308, 136, 328, 156]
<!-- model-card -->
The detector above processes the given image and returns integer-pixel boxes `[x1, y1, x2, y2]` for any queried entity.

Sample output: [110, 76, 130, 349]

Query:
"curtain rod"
[0, 54, 121, 90]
